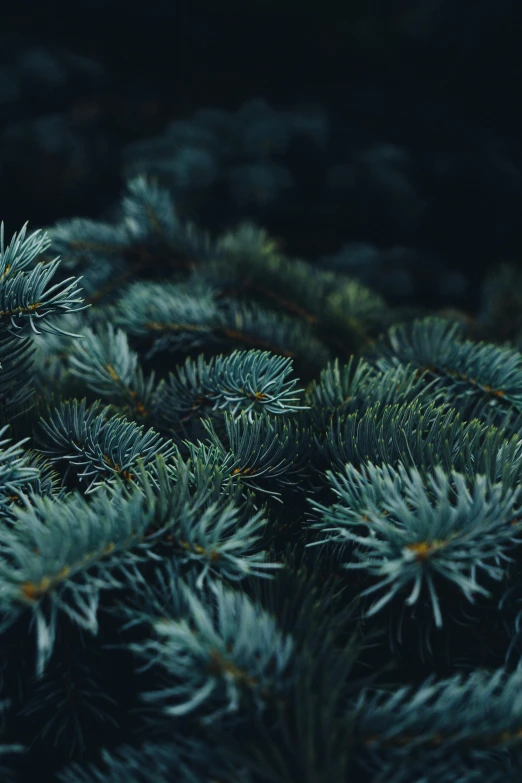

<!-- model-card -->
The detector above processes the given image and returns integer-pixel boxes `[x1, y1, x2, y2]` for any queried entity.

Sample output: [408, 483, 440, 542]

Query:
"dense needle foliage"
[1, 176, 522, 782]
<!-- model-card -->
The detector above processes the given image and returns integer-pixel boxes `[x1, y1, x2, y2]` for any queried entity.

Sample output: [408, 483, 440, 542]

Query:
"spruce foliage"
[1, 176, 522, 781]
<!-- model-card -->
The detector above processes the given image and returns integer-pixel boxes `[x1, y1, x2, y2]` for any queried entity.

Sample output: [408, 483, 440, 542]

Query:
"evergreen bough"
[0, 177, 522, 781]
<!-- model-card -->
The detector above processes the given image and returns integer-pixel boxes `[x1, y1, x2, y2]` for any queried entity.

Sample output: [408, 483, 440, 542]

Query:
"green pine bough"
[0, 176, 522, 781]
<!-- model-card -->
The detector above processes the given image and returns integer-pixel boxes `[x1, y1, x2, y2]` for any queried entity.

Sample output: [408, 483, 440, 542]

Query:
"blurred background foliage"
[1, 0, 521, 311]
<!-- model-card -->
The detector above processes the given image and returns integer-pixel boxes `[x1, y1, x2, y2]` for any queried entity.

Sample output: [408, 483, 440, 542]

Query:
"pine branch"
[151, 349, 306, 432]
[0, 482, 171, 675]
[114, 567, 293, 725]
[308, 463, 522, 628]
[353, 667, 522, 781]
[68, 323, 157, 422]
[36, 399, 176, 493]
[201, 410, 313, 499]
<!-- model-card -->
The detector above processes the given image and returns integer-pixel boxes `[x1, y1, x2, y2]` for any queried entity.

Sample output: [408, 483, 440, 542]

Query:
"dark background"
[2, 0, 522, 309]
